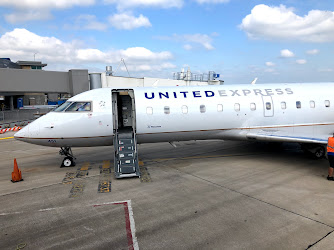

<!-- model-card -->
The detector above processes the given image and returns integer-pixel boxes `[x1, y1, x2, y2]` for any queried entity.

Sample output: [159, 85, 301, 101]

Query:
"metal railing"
[0, 108, 53, 128]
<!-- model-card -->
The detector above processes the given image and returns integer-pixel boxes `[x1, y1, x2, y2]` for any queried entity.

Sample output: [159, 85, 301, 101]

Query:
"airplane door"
[262, 96, 274, 117]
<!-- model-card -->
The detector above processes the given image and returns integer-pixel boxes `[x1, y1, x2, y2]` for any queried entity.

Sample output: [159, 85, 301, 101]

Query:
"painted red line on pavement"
[93, 201, 136, 250]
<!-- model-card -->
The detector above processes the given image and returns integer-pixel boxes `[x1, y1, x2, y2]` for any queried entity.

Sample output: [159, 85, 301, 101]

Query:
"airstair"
[114, 129, 140, 178]
[112, 90, 140, 178]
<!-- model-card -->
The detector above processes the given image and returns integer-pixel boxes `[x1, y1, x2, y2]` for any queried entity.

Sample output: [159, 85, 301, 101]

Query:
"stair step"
[119, 152, 134, 158]
[118, 145, 134, 152]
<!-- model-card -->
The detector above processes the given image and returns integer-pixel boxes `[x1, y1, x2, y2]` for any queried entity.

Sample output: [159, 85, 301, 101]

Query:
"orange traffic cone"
[11, 158, 23, 182]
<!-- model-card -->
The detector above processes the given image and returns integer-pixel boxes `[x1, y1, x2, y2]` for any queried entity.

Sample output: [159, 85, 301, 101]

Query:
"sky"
[0, 0, 333, 84]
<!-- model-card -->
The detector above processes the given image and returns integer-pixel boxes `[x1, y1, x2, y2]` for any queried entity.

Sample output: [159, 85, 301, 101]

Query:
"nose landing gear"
[59, 147, 76, 167]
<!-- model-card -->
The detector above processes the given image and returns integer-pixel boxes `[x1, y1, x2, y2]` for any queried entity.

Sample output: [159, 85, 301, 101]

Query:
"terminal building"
[0, 58, 223, 124]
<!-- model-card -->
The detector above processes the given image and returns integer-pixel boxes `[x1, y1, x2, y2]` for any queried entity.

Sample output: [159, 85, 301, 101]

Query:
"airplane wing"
[246, 132, 327, 144]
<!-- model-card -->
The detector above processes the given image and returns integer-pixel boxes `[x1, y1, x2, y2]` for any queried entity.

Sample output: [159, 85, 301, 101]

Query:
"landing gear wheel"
[62, 157, 75, 167]
[314, 147, 325, 159]
[59, 147, 76, 167]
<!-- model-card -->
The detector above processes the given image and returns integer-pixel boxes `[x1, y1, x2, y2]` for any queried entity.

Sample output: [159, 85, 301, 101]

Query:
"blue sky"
[0, 0, 333, 84]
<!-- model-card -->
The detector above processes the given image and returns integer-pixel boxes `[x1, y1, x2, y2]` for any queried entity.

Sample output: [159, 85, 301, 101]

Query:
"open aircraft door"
[111, 89, 140, 178]
[262, 95, 274, 117]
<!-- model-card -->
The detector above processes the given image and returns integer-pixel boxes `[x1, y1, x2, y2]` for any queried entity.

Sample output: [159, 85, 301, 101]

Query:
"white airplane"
[14, 83, 333, 177]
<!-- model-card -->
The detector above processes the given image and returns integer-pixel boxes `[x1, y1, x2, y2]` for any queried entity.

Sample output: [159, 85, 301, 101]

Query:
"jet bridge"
[112, 89, 140, 178]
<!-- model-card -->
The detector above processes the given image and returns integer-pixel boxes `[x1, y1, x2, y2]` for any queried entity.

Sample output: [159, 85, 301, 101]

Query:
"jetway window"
[310, 101, 315, 108]
[164, 106, 170, 114]
[53, 101, 72, 112]
[281, 102, 286, 109]
[234, 103, 240, 112]
[296, 101, 301, 109]
[181, 105, 188, 114]
[66, 102, 91, 112]
[217, 104, 223, 112]
[146, 107, 153, 115]
[325, 100, 330, 107]
[250, 103, 256, 111]
[200, 105, 206, 113]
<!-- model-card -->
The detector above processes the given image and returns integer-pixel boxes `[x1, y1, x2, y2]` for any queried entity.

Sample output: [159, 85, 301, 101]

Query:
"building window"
[200, 105, 206, 113]
[164, 106, 170, 114]
[296, 101, 301, 109]
[310, 101, 315, 108]
[146, 107, 153, 115]
[250, 103, 256, 111]
[217, 104, 223, 112]
[266, 102, 271, 110]
[181, 105, 188, 114]
[234, 103, 240, 112]
[325, 100, 330, 107]
[281, 102, 286, 109]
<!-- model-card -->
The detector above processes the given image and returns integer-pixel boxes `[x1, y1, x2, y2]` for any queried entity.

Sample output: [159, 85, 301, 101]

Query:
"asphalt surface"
[0, 131, 333, 250]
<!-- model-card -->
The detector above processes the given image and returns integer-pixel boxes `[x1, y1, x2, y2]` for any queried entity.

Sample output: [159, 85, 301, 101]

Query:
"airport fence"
[0, 108, 53, 128]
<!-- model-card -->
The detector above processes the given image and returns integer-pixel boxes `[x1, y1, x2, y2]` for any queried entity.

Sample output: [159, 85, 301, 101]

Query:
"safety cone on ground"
[11, 158, 23, 182]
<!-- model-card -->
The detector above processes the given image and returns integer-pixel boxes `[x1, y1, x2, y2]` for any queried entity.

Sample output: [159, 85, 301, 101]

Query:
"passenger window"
[66, 102, 91, 112]
[53, 101, 72, 112]
[281, 102, 286, 109]
[250, 103, 256, 111]
[146, 107, 153, 115]
[181, 105, 188, 114]
[164, 106, 170, 114]
[310, 101, 315, 108]
[217, 104, 223, 112]
[325, 100, 330, 107]
[200, 105, 206, 113]
[296, 101, 301, 109]
[266, 102, 271, 110]
[234, 103, 240, 112]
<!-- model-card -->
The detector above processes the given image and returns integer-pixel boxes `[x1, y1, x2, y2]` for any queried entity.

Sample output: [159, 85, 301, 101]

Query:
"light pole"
[33, 52, 38, 61]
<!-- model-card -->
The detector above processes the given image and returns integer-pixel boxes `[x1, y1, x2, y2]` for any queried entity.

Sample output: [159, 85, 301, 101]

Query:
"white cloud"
[196, 0, 230, 4]
[239, 4, 334, 42]
[158, 33, 215, 50]
[306, 49, 319, 55]
[0, 0, 95, 23]
[0, 0, 95, 9]
[108, 13, 151, 30]
[0, 28, 174, 72]
[296, 59, 307, 64]
[104, 0, 183, 10]
[318, 68, 333, 72]
[265, 62, 275, 67]
[5, 10, 52, 23]
[265, 68, 276, 73]
[280, 49, 294, 58]
[66, 15, 108, 31]
[183, 44, 192, 50]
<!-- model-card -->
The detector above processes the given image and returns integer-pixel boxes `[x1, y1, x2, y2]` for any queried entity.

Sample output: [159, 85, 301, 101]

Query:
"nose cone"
[14, 120, 40, 142]
[14, 125, 28, 139]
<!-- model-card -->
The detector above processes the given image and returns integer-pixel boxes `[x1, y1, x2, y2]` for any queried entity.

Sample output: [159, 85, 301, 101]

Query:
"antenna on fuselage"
[251, 77, 258, 85]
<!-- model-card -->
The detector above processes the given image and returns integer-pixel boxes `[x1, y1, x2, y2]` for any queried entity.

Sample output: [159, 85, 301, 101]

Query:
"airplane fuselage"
[15, 83, 334, 147]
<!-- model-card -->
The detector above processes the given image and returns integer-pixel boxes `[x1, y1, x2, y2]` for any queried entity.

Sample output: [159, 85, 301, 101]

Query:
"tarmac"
[1, 130, 334, 250]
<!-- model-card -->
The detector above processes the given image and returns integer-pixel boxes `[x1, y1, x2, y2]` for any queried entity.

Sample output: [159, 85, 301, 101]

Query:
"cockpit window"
[66, 102, 91, 112]
[53, 101, 72, 112]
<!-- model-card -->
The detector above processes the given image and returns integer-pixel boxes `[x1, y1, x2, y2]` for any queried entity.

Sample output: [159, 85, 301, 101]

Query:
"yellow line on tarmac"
[0, 136, 14, 140]
[144, 153, 262, 163]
